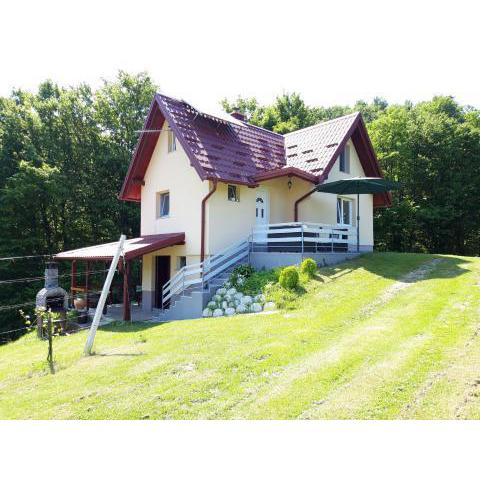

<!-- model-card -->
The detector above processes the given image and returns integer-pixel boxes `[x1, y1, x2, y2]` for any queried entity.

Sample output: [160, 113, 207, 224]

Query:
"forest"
[1, 71, 479, 338]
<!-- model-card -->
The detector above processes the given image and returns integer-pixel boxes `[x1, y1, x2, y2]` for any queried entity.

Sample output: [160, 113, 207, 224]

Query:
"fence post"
[47, 315, 54, 373]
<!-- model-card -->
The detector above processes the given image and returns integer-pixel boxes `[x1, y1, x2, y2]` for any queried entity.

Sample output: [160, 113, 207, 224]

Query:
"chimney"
[230, 110, 246, 122]
[44, 261, 59, 289]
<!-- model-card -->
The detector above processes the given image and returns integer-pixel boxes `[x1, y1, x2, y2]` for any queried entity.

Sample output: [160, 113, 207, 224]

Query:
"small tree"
[20, 307, 60, 374]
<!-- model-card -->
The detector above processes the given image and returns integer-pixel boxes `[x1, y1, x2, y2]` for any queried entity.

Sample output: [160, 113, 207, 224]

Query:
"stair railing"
[161, 238, 249, 309]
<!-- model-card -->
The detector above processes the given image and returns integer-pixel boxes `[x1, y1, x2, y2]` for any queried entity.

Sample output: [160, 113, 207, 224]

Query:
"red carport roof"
[54, 233, 185, 261]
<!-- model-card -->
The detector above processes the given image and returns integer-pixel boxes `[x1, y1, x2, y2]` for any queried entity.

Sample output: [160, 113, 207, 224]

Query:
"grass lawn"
[1, 252, 479, 420]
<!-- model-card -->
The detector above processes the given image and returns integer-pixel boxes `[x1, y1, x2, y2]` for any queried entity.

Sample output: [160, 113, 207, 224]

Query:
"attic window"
[227, 185, 240, 202]
[339, 145, 350, 173]
[157, 191, 170, 218]
[168, 128, 176, 153]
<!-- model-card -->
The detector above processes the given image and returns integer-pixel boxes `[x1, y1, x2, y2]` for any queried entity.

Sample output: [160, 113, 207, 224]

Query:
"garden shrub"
[300, 258, 317, 277]
[232, 264, 255, 278]
[279, 266, 299, 290]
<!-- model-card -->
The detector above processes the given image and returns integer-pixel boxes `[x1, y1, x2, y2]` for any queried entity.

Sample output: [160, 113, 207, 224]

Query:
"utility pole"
[84, 235, 125, 355]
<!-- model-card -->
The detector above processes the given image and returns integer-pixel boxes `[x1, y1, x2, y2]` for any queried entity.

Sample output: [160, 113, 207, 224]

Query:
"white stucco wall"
[140, 121, 209, 254]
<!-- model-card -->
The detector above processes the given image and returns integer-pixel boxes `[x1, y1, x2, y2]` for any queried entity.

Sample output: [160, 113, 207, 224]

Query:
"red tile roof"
[284, 113, 359, 176]
[120, 94, 389, 207]
[54, 233, 185, 261]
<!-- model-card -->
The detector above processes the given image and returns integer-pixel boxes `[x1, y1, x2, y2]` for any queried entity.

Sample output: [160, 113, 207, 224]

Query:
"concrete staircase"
[151, 269, 234, 322]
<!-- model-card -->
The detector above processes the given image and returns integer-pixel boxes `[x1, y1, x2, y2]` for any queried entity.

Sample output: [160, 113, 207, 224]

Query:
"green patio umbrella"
[315, 177, 400, 252]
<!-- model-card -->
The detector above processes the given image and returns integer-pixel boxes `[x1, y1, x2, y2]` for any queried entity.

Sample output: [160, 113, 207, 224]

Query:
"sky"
[1, 0, 479, 111]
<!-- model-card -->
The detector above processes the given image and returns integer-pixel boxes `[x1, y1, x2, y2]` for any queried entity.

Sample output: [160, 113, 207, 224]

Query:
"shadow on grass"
[99, 320, 169, 333]
[94, 352, 144, 357]
[314, 252, 472, 284]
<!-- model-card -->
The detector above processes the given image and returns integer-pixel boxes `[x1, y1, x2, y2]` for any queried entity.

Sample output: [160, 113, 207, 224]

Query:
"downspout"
[294, 175, 323, 221]
[200, 180, 217, 262]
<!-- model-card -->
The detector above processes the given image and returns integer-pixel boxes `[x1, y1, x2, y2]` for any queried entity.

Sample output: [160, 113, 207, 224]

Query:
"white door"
[254, 190, 269, 242]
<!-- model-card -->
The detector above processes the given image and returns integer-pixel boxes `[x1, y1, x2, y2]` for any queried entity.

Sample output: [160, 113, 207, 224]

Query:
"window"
[168, 128, 176, 153]
[337, 197, 352, 225]
[339, 145, 350, 173]
[227, 184, 240, 202]
[157, 191, 170, 218]
[177, 256, 187, 270]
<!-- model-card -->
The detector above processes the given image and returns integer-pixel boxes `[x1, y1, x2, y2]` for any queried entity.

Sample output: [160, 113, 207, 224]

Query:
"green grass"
[1, 252, 479, 420]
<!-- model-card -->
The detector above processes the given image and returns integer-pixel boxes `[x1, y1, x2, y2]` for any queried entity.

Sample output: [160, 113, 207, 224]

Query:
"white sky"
[1, 0, 479, 110]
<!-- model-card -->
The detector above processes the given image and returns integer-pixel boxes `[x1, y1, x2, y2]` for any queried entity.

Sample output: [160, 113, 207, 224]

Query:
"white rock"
[235, 304, 247, 314]
[216, 288, 227, 296]
[207, 301, 217, 309]
[202, 308, 213, 317]
[227, 287, 237, 296]
[241, 295, 253, 305]
[263, 301, 276, 311]
[225, 307, 236, 316]
[212, 308, 224, 317]
[251, 303, 263, 313]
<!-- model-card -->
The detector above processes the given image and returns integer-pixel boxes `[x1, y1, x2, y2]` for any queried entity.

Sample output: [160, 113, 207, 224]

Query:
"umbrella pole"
[357, 192, 360, 253]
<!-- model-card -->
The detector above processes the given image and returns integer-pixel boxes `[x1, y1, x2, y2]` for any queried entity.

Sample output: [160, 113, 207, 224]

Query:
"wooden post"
[85, 261, 90, 310]
[37, 314, 43, 339]
[70, 260, 77, 308]
[123, 260, 131, 322]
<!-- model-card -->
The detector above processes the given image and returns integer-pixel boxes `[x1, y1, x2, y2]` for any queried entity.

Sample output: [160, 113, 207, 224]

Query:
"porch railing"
[250, 222, 356, 254]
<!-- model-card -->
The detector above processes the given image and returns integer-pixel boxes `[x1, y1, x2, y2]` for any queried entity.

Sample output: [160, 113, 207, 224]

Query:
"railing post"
[301, 223, 304, 259]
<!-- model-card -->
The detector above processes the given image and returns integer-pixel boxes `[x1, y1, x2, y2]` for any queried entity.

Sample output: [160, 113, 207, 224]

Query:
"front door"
[254, 190, 269, 242]
[155, 256, 170, 308]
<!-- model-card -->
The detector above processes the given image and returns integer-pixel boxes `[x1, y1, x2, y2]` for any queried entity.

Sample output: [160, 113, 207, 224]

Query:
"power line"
[0, 268, 112, 286]
[0, 254, 51, 262]
[0, 289, 107, 312]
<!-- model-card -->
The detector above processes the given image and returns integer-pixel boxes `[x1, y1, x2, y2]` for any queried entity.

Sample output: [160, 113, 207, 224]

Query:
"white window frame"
[337, 197, 353, 226]
[339, 144, 350, 173]
[227, 184, 240, 202]
[168, 128, 176, 153]
[157, 191, 170, 218]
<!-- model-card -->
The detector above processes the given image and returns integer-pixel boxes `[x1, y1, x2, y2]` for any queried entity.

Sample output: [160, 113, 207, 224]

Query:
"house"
[56, 93, 390, 321]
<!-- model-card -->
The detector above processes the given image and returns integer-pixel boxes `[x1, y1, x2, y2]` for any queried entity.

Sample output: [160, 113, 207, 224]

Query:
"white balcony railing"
[251, 222, 356, 253]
